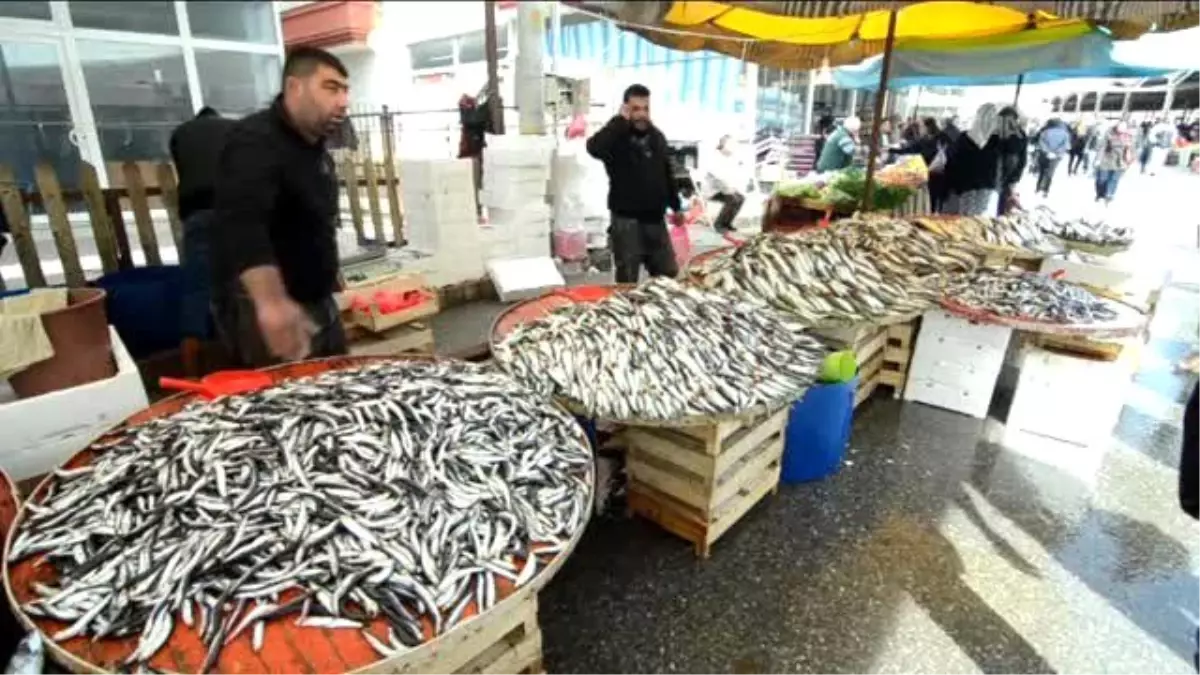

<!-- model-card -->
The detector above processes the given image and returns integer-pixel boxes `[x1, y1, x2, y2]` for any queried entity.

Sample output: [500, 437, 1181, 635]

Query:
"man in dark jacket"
[210, 46, 350, 366]
[586, 84, 683, 283]
[170, 106, 236, 374]
[1035, 118, 1071, 197]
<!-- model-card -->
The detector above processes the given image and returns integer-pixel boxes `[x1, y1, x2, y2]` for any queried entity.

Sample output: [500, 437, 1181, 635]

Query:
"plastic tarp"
[832, 26, 1199, 89]
[571, 1, 1200, 70]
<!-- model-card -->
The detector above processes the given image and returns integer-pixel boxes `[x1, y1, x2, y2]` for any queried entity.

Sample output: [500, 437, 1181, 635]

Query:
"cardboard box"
[0, 327, 148, 481]
[339, 272, 440, 334]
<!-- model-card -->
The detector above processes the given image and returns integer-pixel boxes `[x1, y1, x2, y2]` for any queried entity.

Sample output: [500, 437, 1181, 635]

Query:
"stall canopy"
[569, 1, 1200, 70]
[831, 25, 1200, 88]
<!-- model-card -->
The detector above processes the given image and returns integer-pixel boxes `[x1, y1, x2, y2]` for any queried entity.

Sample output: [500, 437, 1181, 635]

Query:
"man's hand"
[670, 212, 686, 228]
[255, 295, 314, 362]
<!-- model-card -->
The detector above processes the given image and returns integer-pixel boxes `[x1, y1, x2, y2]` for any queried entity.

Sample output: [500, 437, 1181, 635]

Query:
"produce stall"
[4, 356, 592, 674]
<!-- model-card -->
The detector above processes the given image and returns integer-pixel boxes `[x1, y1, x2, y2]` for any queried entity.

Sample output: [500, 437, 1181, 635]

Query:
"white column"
[848, 90, 858, 118]
[515, 1, 546, 135]
[802, 70, 815, 134]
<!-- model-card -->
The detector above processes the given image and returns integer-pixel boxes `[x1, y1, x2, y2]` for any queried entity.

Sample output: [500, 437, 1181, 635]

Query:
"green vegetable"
[821, 168, 913, 211]
[774, 182, 822, 200]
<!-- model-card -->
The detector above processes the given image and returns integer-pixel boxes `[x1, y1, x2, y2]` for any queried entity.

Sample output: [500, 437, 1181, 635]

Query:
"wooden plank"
[710, 435, 783, 511]
[372, 596, 537, 674]
[0, 164, 45, 287]
[713, 407, 788, 479]
[361, 149, 386, 245]
[155, 162, 184, 253]
[883, 345, 910, 365]
[625, 429, 715, 482]
[855, 329, 888, 365]
[34, 162, 85, 287]
[79, 162, 118, 275]
[380, 116, 404, 245]
[855, 377, 881, 407]
[102, 190, 134, 270]
[627, 454, 707, 512]
[340, 154, 366, 242]
[470, 629, 541, 674]
[887, 321, 915, 348]
[705, 461, 781, 546]
[122, 161, 161, 266]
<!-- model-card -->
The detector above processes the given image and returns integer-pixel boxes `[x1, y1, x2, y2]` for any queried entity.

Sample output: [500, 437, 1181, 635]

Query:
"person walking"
[210, 46, 351, 366]
[1034, 118, 1070, 197]
[945, 103, 1024, 216]
[586, 84, 684, 283]
[995, 106, 1028, 215]
[1067, 121, 1088, 175]
[169, 106, 236, 375]
[704, 134, 745, 234]
[1093, 121, 1134, 205]
[815, 116, 862, 172]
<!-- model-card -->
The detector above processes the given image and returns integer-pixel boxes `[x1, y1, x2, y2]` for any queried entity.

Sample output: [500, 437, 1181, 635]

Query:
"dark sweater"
[586, 116, 680, 221]
[211, 98, 339, 303]
[170, 113, 236, 220]
[947, 132, 1027, 194]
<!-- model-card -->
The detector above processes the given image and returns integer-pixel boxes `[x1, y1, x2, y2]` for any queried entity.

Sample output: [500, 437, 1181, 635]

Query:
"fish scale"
[11, 360, 591, 672]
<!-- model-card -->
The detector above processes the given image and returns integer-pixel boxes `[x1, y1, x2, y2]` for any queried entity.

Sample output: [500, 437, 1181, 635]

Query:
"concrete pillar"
[516, 1, 547, 135]
[1094, 89, 1103, 114]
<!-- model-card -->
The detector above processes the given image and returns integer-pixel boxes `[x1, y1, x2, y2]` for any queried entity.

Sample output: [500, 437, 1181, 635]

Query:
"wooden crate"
[624, 408, 787, 557]
[364, 595, 543, 675]
[343, 272, 440, 334]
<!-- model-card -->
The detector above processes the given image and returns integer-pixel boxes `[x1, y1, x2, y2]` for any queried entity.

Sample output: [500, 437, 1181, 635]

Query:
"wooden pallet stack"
[624, 407, 788, 558]
[341, 271, 440, 357]
[814, 319, 917, 408]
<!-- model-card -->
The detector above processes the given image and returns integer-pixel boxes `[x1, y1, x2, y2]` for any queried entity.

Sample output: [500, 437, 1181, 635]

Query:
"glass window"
[409, 38, 454, 71]
[0, 41, 80, 191]
[195, 49, 280, 118]
[68, 1, 178, 35]
[76, 40, 192, 163]
[0, 2, 51, 21]
[458, 29, 509, 65]
[186, 1, 277, 44]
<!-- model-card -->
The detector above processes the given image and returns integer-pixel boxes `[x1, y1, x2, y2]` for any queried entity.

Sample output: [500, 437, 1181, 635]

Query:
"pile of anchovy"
[913, 213, 1061, 256]
[691, 217, 980, 326]
[1036, 209, 1134, 247]
[940, 270, 1120, 324]
[493, 277, 826, 421]
[9, 360, 592, 672]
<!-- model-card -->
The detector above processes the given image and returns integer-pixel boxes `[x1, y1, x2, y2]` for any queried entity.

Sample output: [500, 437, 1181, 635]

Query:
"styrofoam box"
[903, 310, 1013, 418]
[486, 256, 566, 302]
[400, 158, 474, 185]
[1004, 341, 1138, 450]
[1039, 256, 1160, 307]
[0, 327, 148, 480]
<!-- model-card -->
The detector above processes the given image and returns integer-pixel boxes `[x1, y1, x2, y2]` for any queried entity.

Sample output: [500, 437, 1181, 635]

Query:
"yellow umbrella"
[579, 1, 1199, 70]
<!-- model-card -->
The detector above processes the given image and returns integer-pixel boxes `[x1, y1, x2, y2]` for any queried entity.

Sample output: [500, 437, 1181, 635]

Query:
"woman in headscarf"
[945, 103, 1026, 216]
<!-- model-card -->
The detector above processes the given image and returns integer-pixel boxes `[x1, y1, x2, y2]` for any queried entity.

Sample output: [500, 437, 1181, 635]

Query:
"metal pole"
[862, 9, 897, 211]
[484, 0, 505, 134]
[1013, 73, 1024, 107]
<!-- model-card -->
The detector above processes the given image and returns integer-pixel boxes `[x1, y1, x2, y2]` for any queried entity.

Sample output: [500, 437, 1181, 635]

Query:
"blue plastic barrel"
[781, 377, 857, 484]
[92, 266, 186, 359]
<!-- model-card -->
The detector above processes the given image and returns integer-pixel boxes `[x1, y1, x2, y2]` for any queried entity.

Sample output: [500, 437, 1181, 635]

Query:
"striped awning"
[571, 1, 1200, 70]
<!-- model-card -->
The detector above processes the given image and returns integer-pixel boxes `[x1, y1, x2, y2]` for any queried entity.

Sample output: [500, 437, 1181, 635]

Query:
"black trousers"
[608, 214, 678, 284]
[1067, 149, 1088, 175]
[1035, 154, 1061, 194]
[711, 192, 745, 231]
[212, 285, 347, 368]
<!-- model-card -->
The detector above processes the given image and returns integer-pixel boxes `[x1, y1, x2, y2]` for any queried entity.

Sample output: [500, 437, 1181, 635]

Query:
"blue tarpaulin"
[833, 28, 1198, 89]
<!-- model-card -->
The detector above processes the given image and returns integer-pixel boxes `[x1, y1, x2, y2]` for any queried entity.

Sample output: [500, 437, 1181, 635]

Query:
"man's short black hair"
[623, 84, 650, 102]
[283, 46, 348, 80]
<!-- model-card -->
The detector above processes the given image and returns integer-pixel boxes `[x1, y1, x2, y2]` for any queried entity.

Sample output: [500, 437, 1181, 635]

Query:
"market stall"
[4, 356, 592, 674]
[490, 280, 827, 557]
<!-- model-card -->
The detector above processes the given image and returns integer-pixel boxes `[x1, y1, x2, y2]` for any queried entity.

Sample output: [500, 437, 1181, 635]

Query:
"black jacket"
[947, 132, 1027, 194]
[1182, 384, 1198, 520]
[586, 116, 680, 221]
[211, 97, 340, 304]
[898, 136, 939, 167]
[170, 112, 236, 220]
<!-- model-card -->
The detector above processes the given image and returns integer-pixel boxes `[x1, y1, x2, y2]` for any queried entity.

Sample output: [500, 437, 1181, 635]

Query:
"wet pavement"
[532, 166, 1200, 673]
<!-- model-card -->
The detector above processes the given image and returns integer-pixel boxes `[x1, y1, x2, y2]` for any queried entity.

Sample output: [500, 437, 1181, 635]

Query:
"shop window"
[0, 2, 51, 21]
[410, 38, 454, 71]
[187, 1, 277, 44]
[68, 1, 179, 35]
[458, 29, 509, 65]
[76, 40, 192, 163]
[195, 50, 280, 118]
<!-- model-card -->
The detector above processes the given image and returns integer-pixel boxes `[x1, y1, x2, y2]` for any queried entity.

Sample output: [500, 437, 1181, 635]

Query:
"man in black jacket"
[170, 106, 236, 373]
[587, 84, 683, 283]
[211, 46, 349, 366]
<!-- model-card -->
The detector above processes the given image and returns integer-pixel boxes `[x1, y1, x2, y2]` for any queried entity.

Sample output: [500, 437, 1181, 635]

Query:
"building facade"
[0, 1, 283, 189]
